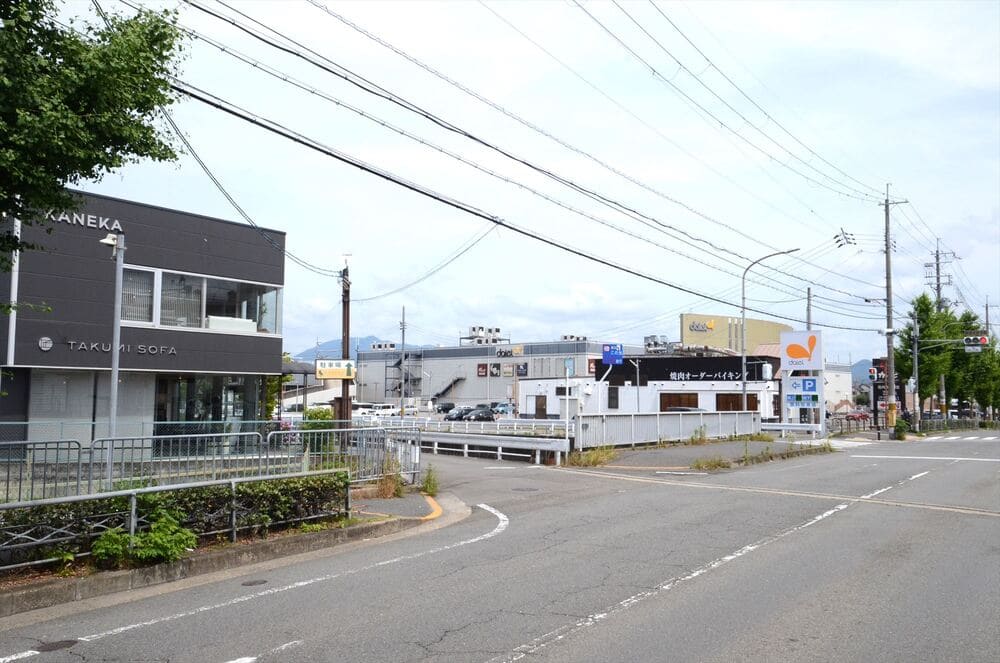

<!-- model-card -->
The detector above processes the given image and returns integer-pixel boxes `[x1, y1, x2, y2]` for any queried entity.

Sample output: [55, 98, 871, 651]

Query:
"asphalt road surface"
[1, 433, 997, 662]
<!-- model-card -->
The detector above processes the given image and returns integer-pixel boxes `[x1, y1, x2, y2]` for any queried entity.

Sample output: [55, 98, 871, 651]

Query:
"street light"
[100, 233, 125, 439]
[742, 248, 799, 411]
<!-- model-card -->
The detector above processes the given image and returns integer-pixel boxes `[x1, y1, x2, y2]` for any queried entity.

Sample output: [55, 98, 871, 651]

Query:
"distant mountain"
[293, 336, 384, 362]
[292, 336, 437, 361]
[851, 359, 872, 385]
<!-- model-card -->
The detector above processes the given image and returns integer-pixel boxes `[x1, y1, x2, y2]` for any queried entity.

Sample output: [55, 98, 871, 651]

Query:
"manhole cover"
[241, 579, 268, 587]
[512, 487, 539, 492]
[36, 641, 77, 652]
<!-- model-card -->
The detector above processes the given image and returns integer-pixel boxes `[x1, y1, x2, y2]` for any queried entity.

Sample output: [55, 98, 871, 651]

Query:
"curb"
[0, 516, 422, 619]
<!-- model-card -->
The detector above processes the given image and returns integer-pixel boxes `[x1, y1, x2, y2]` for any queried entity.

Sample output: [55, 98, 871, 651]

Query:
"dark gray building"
[0, 191, 285, 441]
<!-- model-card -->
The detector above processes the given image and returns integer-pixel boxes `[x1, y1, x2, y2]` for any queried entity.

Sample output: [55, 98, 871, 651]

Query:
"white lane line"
[851, 455, 1000, 462]
[0, 652, 40, 663]
[907, 471, 930, 481]
[982, 436, 997, 440]
[222, 640, 303, 663]
[860, 486, 893, 499]
[485, 466, 544, 470]
[965, 437, 981, 440]
[655, 471, 708, 476]
[944, 436, 960, 440]
[72, 505, 508, 644]
[487, 502, 850, 663]
[926, 437, 941, 440]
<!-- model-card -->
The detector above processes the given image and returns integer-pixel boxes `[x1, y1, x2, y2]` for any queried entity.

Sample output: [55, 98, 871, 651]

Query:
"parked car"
[845, 411, 870, 422]
[444, 406, 475, 421]
[493, 403, 516, 416]
[370, 403, 400, 418]
[463, 408, 496, 422]
[434, 401, 456, 414]
[401, 404, 420, 416]
[665, 407, 706, 412]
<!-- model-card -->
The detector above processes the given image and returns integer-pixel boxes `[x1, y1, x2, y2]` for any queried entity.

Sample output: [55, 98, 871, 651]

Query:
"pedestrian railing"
[378, 416, 567, 438]
[1, 425, 421, 505]
[575, 412, 760, 449]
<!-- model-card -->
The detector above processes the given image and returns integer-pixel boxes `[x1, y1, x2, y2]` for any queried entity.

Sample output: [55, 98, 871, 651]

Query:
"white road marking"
[827, 440, 872, 449]
[926, 437, 941, 440]
[0, 652, 39, 663]
[860, 486, 893, 499]
[851, 455, 1000, 462]
[965, 437, 980, 440]
[655, 471, 708, 476]
[982, 436, 997, 440]
[63, 505, 508, 644]
[487, 502, 850, 663]
[944, 436, 960, 440]
[222, 640, 303, 663]
[908, 471, 930, 481]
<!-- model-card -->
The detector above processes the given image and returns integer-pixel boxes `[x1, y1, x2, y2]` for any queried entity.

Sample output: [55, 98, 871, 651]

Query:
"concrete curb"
[0, 516, 422, 619]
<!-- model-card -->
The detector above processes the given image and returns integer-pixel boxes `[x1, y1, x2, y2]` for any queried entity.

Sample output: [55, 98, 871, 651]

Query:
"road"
[1, 433, 997, 662]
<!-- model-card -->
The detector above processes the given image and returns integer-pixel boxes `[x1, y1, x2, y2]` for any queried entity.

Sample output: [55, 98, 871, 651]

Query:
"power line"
[572, 0, 881, 203]
[647, 0, 883, 197]
[170, 79, 882, 332]
[179, 0, 886, 308]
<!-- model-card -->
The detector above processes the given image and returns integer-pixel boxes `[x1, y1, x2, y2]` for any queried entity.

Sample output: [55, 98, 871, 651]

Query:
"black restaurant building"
[0, 192, 285, 442]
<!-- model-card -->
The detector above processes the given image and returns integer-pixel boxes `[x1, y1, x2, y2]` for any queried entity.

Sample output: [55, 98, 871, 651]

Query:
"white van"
[371, 403, 400, 418]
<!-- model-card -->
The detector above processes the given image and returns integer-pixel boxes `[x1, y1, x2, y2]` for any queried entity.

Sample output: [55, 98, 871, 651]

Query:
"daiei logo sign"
[779, 331, 823, 371]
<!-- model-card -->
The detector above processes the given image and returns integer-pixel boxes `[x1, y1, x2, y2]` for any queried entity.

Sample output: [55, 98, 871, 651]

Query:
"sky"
[67, 0, 1000, 363]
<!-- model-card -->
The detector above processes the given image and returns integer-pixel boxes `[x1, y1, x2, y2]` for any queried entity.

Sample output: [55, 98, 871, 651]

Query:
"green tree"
[0, 0, 184, 266]
[265, 353, 294, 418]
[894, 294, 953, 404]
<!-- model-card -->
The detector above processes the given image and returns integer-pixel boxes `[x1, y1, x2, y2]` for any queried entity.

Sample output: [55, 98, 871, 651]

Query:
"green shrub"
[421, 465, 439, 497]
[130, 511, 197, 564]
[894, 419, 910, 440]
[91, 527, 132, 568]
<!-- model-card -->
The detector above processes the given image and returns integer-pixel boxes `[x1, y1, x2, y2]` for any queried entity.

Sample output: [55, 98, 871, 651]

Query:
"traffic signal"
[868, 367, 878, 380]
[963, 336, 989, 346]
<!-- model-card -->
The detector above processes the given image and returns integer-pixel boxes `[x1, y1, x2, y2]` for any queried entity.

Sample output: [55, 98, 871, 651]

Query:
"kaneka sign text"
[779, 331, 823, 371]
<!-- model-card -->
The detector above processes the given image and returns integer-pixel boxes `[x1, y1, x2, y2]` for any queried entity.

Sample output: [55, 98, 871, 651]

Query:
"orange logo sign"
[786, 334, 817, 360]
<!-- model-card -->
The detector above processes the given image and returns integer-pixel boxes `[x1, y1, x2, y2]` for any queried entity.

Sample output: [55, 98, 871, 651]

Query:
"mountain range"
[292, 336, 436, 362]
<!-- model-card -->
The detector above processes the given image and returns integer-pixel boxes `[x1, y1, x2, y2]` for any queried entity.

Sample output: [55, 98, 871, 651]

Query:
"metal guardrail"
[1, 426, 422, 505]
[761, 422, 824, 438]
[378, 416, 567, 438]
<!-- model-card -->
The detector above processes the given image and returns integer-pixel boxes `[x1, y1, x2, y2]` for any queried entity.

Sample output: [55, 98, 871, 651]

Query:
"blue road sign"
[602, 343, 624, 365]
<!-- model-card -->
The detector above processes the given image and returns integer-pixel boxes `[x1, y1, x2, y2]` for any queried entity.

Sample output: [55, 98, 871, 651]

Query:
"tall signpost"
[779, 331, 824, 436]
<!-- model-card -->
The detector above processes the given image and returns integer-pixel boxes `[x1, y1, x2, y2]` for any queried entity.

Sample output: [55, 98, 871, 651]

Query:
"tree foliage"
[0, 0, 184, 266]
[894, 293, 999, 411]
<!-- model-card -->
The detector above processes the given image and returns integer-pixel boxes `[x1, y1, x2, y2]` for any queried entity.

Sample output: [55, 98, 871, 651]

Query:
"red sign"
[477, 363, 487, 377]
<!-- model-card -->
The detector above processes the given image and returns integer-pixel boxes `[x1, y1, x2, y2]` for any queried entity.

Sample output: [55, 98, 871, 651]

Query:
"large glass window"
[122, 269, 154, 322]
[160, 273, 203, 328]
[206, 278, 280, 333]
[124, 267, 280, 334]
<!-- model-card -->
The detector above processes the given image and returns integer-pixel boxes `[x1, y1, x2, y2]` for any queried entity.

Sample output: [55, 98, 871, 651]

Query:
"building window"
[160, 273, 203, 328]
[126, 267, 281, 335]
[659, 393, 698, 411]
[607, 386, 619, 409]
[555, 386, 575, 396]
[122, 269, 154, 322]
[716, 393, 758, 411]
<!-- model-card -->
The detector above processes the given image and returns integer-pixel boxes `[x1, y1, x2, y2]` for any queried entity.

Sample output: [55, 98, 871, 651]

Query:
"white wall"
[28, 369, 154, 441]
[824, 367, 853, 413]
[518, 379, 777, 418]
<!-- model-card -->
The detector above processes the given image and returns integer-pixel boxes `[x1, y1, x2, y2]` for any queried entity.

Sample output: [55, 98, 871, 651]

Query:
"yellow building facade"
[679, 313, 792, 354]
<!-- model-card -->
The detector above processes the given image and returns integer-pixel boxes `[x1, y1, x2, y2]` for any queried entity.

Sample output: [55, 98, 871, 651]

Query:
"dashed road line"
[851, 454, 1000, 463]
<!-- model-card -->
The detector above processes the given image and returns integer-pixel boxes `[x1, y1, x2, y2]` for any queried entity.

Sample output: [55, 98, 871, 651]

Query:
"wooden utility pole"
[883, 185, 906, 428]
[340, 265, 351, 424]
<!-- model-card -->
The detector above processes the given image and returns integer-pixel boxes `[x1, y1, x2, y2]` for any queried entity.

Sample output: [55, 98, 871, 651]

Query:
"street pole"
[105, 234, 125, 439]
[806, 287, 812, 330]
[742, 248, 799, 410]
[912, 317, 920, 433]
[340, 265, 350, 424]
[399, 306, 406, 414]
[883, 185, 907, 428]
[629, 359, 640, 412]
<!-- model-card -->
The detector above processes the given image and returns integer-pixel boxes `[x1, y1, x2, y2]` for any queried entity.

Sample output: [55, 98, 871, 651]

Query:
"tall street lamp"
[742, 248, 799, 411]
[100, 233, 125, 439]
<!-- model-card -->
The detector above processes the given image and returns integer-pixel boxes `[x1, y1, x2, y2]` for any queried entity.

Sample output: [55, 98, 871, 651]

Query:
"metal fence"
[0, 420, 287, 444]
[1, 426, 421, 505]
[575, 412, 761, 449]
[916, 418, 991, 432]
[827, 418, 871, 435]
[378, 416, 567, 438]
[0, 469, 351, 572]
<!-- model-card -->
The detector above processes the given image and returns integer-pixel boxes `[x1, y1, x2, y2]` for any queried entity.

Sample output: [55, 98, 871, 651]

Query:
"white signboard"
[779, 331, 824, 372]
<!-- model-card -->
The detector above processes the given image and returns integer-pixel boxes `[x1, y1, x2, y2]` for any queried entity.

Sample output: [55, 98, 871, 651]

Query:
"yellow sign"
[316, 360, 355, 380]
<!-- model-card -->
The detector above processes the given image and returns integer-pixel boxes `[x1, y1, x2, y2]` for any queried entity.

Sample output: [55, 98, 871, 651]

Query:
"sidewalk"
[353, 491, 437, 519]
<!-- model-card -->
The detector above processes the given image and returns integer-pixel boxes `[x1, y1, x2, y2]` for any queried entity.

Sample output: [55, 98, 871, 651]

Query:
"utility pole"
[912, 317, 920, 433]
[883, 185, 907, 428]
[806, 287, 812, 330]
[340, 265, 351, 424]
[399, 306, 406, 414]
[926, 240, 954, 418]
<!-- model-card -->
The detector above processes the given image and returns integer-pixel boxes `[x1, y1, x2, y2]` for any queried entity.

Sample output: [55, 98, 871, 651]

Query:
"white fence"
[575, 412, 760, 449]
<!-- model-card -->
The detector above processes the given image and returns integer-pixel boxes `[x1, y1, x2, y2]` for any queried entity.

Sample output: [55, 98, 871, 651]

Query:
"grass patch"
[688, 425, 709, 445]
[421, 464, 439, 497]
[691, 456, 732, 471]
[738, 441, 835, 466]
[728, 432, 775, 443]
[375, 456, 406, 498]
[566, 447, 618, 467]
